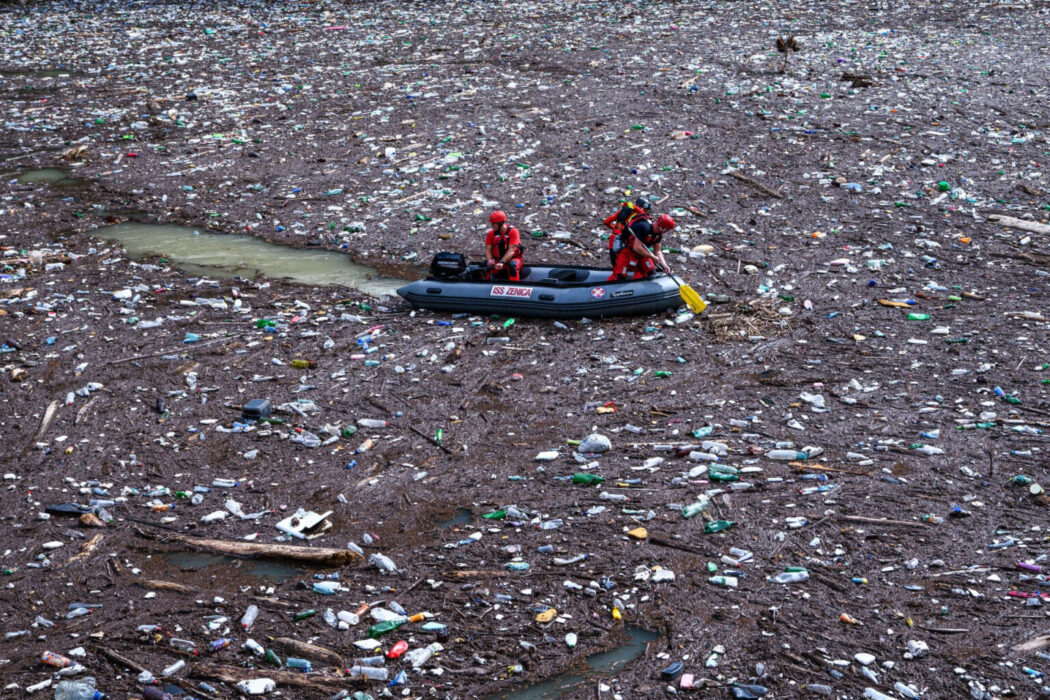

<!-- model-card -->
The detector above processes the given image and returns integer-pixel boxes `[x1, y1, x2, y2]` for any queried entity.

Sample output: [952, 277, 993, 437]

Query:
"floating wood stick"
[1014, 634, 1050, 653]
[97, 646, 149, 673]
[135, 579, 199, 593]
[443, 569, 512, 579]
[34, 399, 60, 442]
[409, 424, 455, 455]
[729, 170, 784, 199]
[839, 515, 927, 529]
[164, 534, 361, 565]
[63, 534, 103, 568]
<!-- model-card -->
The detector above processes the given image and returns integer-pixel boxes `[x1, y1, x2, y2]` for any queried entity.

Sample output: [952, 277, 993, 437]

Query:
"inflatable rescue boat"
[396, 253, 682, 319]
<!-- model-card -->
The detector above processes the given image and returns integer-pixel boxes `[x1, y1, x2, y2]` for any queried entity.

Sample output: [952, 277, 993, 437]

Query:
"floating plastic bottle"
[54, 677, 104, 700]
[241, 604, 259, 631]
[771, 570, 809, 584]
[704, 520, 735, 534]
[765, 449, 807, 461]
[346, 665, 389, 680]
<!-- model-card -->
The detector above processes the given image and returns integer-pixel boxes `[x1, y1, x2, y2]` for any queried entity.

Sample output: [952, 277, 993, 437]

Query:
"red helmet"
[656, 214, 676, 232]
[489, 210, 507, 225]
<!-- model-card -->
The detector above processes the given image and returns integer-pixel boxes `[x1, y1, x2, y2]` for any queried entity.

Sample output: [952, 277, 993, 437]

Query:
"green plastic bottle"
[708, 464, 740, 482]
[906, 313, 930, 321]
[367, 619, 406, 639]
[481, 509, 506, 520]
[704, 520, 735, 534]
[293, 609, 316, 621]
[708, 471, 740, 483]
[572, 473, 605, 486]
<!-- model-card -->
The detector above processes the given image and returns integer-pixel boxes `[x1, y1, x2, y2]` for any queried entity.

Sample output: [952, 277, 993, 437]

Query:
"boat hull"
[397, 264, 681, 319]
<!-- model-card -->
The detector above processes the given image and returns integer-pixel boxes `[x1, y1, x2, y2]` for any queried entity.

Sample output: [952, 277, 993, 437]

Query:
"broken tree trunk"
[164, 533, 361, 565]
[987, 214, 1050, 236]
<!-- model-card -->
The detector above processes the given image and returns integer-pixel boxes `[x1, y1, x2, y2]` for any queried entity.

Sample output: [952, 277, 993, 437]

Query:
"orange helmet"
[489, 210, 507, 225]
[656, 214, 676, 232]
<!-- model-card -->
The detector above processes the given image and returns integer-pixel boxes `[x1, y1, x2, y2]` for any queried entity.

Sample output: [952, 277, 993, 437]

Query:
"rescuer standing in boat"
[483, 210, 524, 282]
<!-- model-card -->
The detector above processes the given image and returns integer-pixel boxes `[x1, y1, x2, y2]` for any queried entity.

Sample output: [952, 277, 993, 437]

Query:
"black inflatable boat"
[397, 254, 682, 319]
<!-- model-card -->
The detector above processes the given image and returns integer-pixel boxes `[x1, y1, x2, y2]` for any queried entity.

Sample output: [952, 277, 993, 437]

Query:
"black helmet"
[634, 196, 651, 211]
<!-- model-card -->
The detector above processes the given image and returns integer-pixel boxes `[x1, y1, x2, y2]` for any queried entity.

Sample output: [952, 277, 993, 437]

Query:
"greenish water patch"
[93, 222, 402, 296]
[489, 625, 660, 700]
[16, 168, 70, 184]
[163, 551, 305, 582]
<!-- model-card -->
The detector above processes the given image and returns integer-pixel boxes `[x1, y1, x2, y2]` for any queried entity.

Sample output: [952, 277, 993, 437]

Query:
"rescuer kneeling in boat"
[603, 196, 651, 267]
[483, 210, 524, 282]
[608, 213, 675, 281]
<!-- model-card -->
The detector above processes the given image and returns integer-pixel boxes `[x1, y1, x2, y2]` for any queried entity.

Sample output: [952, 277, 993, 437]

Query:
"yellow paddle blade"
[678, 283, 707, 314]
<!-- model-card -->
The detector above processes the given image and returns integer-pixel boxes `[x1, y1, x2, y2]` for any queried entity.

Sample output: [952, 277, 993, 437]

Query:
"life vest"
[489, 226, 523, 260]
[607, 203, 649, 255]
[616, 218, 661, 254]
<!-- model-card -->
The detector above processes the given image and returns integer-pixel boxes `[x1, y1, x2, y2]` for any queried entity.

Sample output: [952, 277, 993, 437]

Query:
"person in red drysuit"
[608, 213, 676, 281]
[603, 196, 651, 267]
[483, 210, 524, 282]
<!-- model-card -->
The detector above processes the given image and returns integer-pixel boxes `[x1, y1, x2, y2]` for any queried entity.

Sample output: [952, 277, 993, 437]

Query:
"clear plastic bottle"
[54, 677, 104, 700]
[240, 604, 259, 631]
[765, 449, 807, 461]
[357, 418, 389, 428]
[346, 665, 389, 680]
[161, 659, 185, 676]
[771, 570, 810, 584]
[313, 581, 340, 595]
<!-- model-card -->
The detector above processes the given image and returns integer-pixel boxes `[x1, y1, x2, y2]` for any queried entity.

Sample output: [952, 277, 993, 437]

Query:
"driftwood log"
[987, 214, 1050, 236]
[1014, 634, 1050, 654]
[135, 579, 199, 594]
[165, 533, 361, 565]
[193, 664, 347, 692]
[272, 637, 344, 668]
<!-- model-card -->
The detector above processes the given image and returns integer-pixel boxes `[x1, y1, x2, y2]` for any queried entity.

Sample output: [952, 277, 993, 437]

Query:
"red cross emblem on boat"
[590, 287, 607, 300]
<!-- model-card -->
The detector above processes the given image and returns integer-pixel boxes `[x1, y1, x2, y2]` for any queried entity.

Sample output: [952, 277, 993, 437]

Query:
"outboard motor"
[429, 252, 467, 279]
